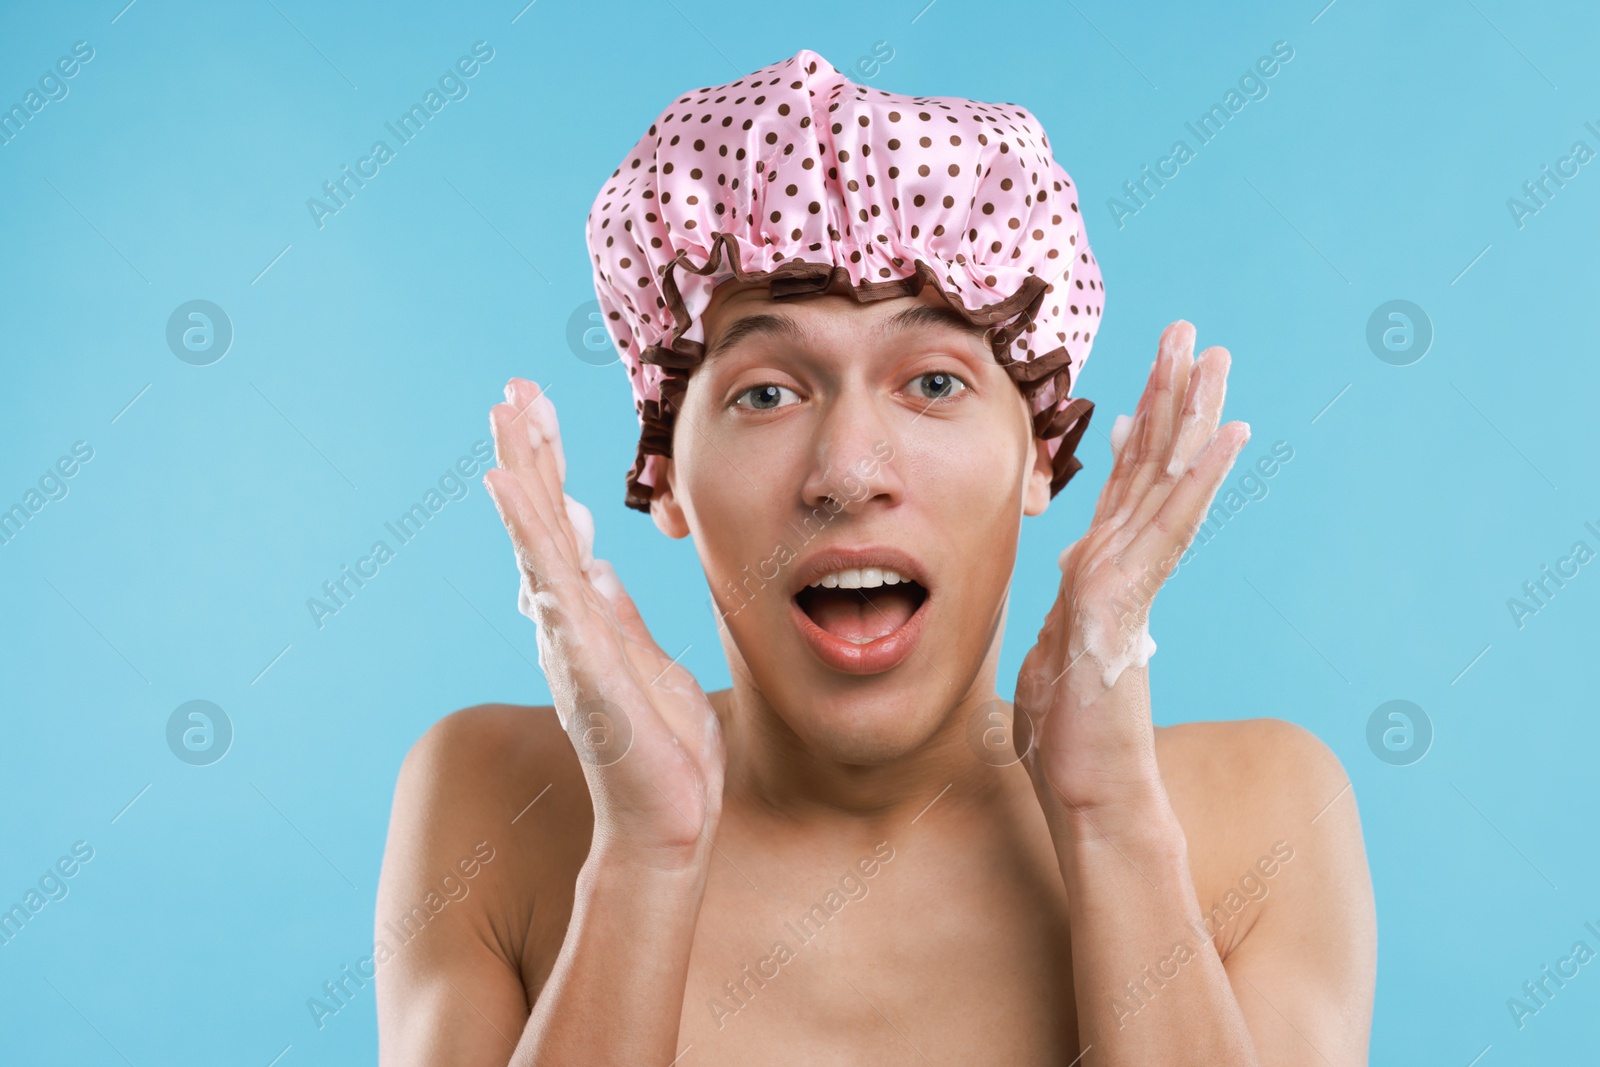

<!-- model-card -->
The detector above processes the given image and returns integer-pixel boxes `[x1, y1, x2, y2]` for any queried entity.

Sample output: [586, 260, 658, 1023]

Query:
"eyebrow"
[703, 303, 988, 362]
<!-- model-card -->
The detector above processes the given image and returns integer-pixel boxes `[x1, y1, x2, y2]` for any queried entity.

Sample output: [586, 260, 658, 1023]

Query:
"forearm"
[1040, 782, 1260, 1066]
[512, 847, 708, 1066]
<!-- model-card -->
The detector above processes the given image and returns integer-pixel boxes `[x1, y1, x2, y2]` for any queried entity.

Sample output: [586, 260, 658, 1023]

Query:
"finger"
[564, 490, 596, 574]
[490, 473, 623, 722]
[527, 382, 568, 484]
[590, 558, 697, 707]
[483, 466, 584, 610]
[1088, 411, 1136, 526]
[516, 384, 594, 574]
[1122, 420, 1251, 570]
[1093, 357, 1161, 524]
[504, 379, 571, 539]
[590, 558, 653, 649]
[1107, 331, 1223, 557]
[506, 377, 567, 485]
[490, 399, 576, 575]
[1123, 321, 1195, 516]
[1112, 344, 1230, 549]
[1166, 346, 1230, 477]
[589, 557, 716, 754]
[485, 468, 628, 715]
[492, 394, 582, 572]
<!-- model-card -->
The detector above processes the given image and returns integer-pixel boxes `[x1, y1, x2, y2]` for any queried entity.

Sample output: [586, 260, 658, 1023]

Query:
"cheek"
[905, 420, 1024, 507]
[682, 456, 796, 597]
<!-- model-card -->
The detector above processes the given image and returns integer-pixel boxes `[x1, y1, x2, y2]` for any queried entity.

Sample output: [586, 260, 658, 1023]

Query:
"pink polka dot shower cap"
[585, 47, 1104, 513]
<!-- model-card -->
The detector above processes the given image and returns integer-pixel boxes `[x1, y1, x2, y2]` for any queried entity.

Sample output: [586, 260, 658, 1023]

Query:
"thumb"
[590, 558, 659, 654]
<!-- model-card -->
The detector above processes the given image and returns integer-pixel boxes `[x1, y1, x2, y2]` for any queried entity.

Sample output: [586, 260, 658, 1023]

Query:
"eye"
[733, 383, 802, 411]
[908, 370, 970, 402]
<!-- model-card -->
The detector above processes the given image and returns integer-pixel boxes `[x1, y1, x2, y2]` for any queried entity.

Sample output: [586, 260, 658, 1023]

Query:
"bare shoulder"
[389, 702, 591, 833]
[1151, 719, 1375, 1058]
[1153, 718, 1368, 951]
[1152, 716, 1375, 1027]
[375, 703, 593, 1038]
[1154, 716, 1352, 833]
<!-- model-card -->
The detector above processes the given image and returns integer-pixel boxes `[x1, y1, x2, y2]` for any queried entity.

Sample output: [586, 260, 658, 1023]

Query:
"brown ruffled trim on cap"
[623, 231, 1095, 513]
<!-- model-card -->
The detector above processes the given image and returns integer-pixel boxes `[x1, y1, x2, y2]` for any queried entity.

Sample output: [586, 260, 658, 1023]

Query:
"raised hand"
[1014, 321, 1249, 814]
[483, 377, 726, 867]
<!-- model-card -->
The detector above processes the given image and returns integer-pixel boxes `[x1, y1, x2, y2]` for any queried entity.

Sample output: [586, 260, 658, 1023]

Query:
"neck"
[713, 652, 1023, 833]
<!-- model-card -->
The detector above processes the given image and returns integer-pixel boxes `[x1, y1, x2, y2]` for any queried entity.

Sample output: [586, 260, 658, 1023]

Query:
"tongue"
[806, 587, 919, 644]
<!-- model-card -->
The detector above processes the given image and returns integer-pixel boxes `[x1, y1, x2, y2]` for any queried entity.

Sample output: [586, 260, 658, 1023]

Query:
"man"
[375, 48, 1375, 1065]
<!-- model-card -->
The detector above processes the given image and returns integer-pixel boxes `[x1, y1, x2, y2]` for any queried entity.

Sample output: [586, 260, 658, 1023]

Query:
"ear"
[649, 456, 692, 539]
[1021, 435, 1054, 517]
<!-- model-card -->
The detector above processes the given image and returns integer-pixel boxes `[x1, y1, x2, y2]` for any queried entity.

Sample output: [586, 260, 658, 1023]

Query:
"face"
[651, 277, 1057, 764]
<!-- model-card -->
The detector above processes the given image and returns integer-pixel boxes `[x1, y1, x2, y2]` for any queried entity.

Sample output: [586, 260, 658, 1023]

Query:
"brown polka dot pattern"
[585, 47, 1104, 513]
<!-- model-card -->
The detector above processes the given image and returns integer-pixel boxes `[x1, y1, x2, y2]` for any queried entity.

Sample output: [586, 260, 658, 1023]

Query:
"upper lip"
[788, 545, 933, 597]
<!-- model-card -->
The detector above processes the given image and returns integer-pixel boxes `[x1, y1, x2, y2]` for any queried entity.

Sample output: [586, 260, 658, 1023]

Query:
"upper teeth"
[808, 568, 910, 589]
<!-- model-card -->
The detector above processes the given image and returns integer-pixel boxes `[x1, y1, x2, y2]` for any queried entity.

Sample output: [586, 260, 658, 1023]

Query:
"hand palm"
[1015, 321, 1249, 808]
[486, 378, 725, 857]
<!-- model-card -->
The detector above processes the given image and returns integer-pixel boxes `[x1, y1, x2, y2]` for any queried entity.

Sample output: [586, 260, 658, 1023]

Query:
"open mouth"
[793, 580, 930, 645]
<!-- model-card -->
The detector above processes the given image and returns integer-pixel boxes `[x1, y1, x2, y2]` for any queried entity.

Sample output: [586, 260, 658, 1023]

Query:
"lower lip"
[790, 589, 931, 675]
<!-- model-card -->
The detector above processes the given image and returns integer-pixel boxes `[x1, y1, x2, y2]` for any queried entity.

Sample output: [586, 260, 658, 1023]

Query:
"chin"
[776, 690, 949, 765]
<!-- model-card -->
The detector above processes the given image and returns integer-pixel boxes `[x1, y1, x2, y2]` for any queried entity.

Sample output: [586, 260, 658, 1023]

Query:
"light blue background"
[1, 0, 1594, 1062]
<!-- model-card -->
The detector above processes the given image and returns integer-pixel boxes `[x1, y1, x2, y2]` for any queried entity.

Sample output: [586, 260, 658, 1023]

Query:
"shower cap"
[585, 47, 1103, 513]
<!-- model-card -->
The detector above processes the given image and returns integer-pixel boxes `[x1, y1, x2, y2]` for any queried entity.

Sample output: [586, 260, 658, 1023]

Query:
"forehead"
[701, 276, 987, 350]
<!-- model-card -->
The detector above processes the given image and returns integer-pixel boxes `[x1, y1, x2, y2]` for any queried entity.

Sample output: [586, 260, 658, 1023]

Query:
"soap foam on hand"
[1070, 610, 1157, 692]
[563, 492, 596, 573]
[519, 383, 586, 570]
[526, 388, 568, 483]
[589, 558, 624, 604]
[1109, 412, 1135, 454]
[1164, 349, 1228, 477]
[1056, 547, 1157, 693]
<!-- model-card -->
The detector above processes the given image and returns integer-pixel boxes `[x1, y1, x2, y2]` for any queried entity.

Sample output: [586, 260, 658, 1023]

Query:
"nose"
[799, 389, 901, 514]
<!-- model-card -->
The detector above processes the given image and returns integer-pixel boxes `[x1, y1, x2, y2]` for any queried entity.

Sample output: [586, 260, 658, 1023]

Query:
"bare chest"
[670, 834, 1080, 1064]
